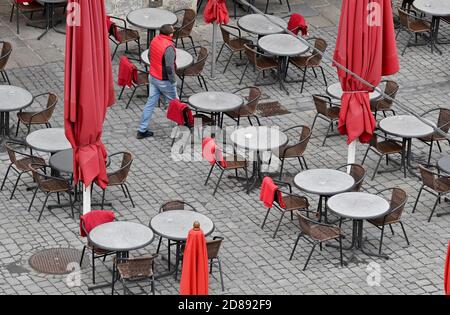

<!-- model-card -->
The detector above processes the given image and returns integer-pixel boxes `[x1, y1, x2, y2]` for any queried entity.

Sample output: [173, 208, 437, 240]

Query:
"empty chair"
[276, 125, 311, 180]
[28, 163, 74, 222]
[311, 94, 341, 146]
[396, 8, 432, 56]
[239, 43, 279, 86]
[289, 37, 328, 93]
[107, 16, 141, 59]
[419, 108, 450, 165]
[216, 24, 253, 74]
[413, 165, 450, 222]
[370, 80, 399, 119]
[0, 41, 12, 85]
[223, 86, 261, 126]
[206, 237, 225, 291]
[362, 132, 403, 180]
[1, 141, 45, 200]
[9, 0, 44, 34]
[16, 92, 58, 136]
[173, 9, 197, 50]
[264, 0, 291, 14]
[367, 188, 409, 254]
[177, 46, 209, 98]
[290, 211, 343, 271]
[112, 255, 158, 295]
[337, 164, 366, 192]
[100, 152, 135, 209]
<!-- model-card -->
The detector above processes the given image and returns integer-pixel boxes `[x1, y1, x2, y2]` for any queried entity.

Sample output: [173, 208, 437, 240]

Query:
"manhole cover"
[29, 248, 87, 275]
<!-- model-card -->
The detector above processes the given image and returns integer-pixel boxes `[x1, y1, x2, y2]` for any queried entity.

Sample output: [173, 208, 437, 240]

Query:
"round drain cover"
[29, 248, 88, 275]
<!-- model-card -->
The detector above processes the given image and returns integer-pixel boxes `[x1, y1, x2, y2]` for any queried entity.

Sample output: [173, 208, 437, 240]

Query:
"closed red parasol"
[445, 242, 450, 295]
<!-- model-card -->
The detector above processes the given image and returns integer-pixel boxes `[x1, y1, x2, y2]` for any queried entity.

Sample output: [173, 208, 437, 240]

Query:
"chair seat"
[225, 106, 255, 118]
[135, 72, 149, 85]
[435, 177, 450, 193]
[419, 132, 448, 142]
[116, 260, 154, 280]
[277, 144, 306, 159]
[16, 1, 44, 12]
[193, 113, 214, 126]
[40, 179, 71, 193]
[256, 56, 279, 70]
[282, 195, 308, 211]
[309, 224, 341, 242]
[87, 241, 114, 256]
[368, 213, 401, 226]
[371, 99, 393, 112]
[17, 111, 49, 125]
[409, 20, 431, 33]
[325, 107, 340, 120]
[228, 38, 253, 51]
[290, 55, 320, 68]
[223, 155, 247, 169]
[15, 156, 45, 172]
[117, 29, 140, 43]
[374, 140, 403, 155]
[107, 173, 126, 186]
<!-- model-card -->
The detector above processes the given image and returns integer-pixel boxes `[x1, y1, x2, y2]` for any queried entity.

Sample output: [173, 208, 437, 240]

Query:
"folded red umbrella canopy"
[334, 0, 399, 144]
[204, 0, 229, 24]
[180, 222, 209, 295]
[64, 0, 115, 191]
[445, 242, 450, 295]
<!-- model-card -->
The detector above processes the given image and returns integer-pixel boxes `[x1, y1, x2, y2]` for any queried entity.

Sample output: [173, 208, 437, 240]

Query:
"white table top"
[188, 91, 243, 112]
[258, 34, 309, 57]
[238, 14, 287, 36]
[49, 149, 73, 173]
[379, 115, 436, 139]
[127, 8, 178, 30]
[414, 0, 450, 17]
[141, 48, 194, 70]
[231, 126, 289, 152]
[149, 210, 214, 241]
[0, 86, 33, 112]
[438, 155, 450, 173]
[328, 192, 390, 220]
[89, 221, 154, 252]
[294, 169, 355, 196]
[326, 82, 382, 101]
[26, 128, 71, 153]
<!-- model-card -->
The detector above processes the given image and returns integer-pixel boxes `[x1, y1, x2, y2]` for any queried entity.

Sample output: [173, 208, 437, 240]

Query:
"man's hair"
[160, 24, 174, 36]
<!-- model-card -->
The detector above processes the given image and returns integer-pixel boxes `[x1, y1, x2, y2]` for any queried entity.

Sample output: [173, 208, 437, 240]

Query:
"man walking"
[137, 24, 177, 139]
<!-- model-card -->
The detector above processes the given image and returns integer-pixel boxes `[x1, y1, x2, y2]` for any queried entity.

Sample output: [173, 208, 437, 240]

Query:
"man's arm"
[164, 46, 176, 84]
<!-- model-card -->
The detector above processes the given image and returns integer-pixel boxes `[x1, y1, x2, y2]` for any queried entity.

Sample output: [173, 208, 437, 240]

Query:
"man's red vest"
[149, 35, 176, 81]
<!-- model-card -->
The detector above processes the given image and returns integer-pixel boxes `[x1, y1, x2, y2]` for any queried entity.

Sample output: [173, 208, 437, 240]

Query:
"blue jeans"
[138, 77, 178, 133]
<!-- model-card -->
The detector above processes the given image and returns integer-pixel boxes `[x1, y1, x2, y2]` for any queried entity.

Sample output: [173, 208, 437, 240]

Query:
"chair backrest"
[29, 163, 59, 191]
[179, 9, 196, 35]
[398, 8, 411, 29]
[80, 210, 115, 237]
[438, 108, 450, 134]
[107, 151, 133, 183]
[5, 142, 18, 164]
[283, 125, 312, 157]
[42, 92, 58, 120]
[296, 212, 316, 237]
[338, 164, 366, 192]
[159, 200, 197, 212]
[118, 256, 156, 277]
[387, 187, 408, 221]
[0, 41, 12, 71]
[380, 80, 399, 106]
[418, 165, 437, 189]
[309, 38, 327, 65]
[206, 237, 223, 259]
[240, 86, 261, 114]
[312, 94, 332, 116]
[220, 25, 232, 45]
[184, 47, 208, 75]
[243, 44, 258, 66]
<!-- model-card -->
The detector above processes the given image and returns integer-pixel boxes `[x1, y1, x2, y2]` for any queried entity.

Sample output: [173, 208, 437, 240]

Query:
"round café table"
[258, 34, 309, 95]
[34, 0, 67, 40]
[149, 210, 214, 279]
[127, 8, 178, 47]
[438, 155, 450, 173]
[49, 148, 73, 174]
[188, 91, 244, 127]
[230, 126, 288, 192]
[0, 85, 33, 144]
[326, 82, 382, 101]
[379, 115, 436, 178]
[140, 48, 194, 71]
[414, 0, 450, 55]
[237, 14, 287, 36]
[327, 192, 390, 264]
[26, 128, 71, 154]
[294, 169, 355, 222]
[88, 221, 154, 291]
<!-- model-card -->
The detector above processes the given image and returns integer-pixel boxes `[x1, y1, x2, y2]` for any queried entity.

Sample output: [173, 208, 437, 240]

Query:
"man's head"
[160, 24, 174, 37]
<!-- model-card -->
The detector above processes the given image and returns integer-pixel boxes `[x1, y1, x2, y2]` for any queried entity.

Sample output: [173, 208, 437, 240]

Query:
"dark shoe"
[137, 130, 154, 139]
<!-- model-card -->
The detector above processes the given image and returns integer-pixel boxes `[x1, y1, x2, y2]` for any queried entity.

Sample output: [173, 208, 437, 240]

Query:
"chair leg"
[223, 52, 234, 74]
[0, 164, 12, 191]
[15, 120, 20, 137]
[372, 155, 384, 181]
[273, 211, 286, 239]
[322, 122, 333, 146]
[278, 158, 285, 180]
[216, 43, 225, 62]
[361, 146, 370, 165]
[80, 246, 86, 266]
[320, 66, 327, 86]
[378, 225, 385, 255]
[28, 187, 38, 213]
[156, 236, 162, 254]
[179, 76, 185, 98]
[427, 141, 433, 165]
[261, 208, 271, 229]
[205, 164, 215, 186]
[123, 184, 135, 208]
[68, 191, 74, 218]
[300, 68, 307, 93]
[428, 195, 440, 222]
[92, 248, 96, 284]
[126, 87, 138, 109]
[239, 62, 250, 85]
[303, 243, 317, 271]
[217, 258, 225, 292]
[412, 185, 424, 213]
[338, 236, 343, 267]
[118, 86, 126, 100]
[10, 172, 23, 200]
[289, 233, 302, 261]
[101, 189, 106, 209]
[10, 4, 14, 22]
[399, 221, 410, 246]
[301, 156, 308, 170]
[201, 76, 208, 91]
[213, 169, 225, 196]
[37, 193, 50, 222]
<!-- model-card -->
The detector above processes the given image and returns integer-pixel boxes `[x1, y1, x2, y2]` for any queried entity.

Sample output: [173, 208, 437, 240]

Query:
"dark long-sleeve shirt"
[162, 46, 176, 83]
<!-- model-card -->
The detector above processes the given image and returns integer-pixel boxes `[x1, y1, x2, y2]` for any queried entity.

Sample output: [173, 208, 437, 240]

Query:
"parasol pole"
[210, 21, 217, 79]
[347, 141, 356, 173]
[83, 184, 91, 215]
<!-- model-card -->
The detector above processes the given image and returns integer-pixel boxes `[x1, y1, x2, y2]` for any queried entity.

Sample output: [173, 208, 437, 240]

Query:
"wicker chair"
[100, 152, 135, 209]
[419, 108, 450, 165]
[216, 25, 253, 74]
[276, 125, 311, 180]
[239, 44, 280, 86]
[370, 80, 399, 119]
[396, 8, 432, 56]
[28, 163, 74, 222]
[290, 211, 343, 271]
[261, 180, 309, 238]
[362, 132, 403, 180]
[108, 16, 141, 60]
[288, 37, 328, 93]
[16, 92, 58, 136]
[367, 187, 409, 254]
[112, 255, 158, 295]
[337, 164, 366, 192]
[207, 236, 225, 291]
[0, 41, 12, 85]
[413, 165, 450, 222]
[173, 9, 197, 51]
[264, 0, 291, 13]
[223, 86, 262, 127]
[311, 94, 341, 146]
[118, 64, 149, 109]
[79, 210, 116, 285]
[1, 141, 45, 200]
[177, 46, 209, 98]
[9, 0, 44, 34]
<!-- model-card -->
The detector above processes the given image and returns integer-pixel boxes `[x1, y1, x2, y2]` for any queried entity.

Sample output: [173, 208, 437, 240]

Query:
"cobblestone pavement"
[0, 0, 449, 295]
